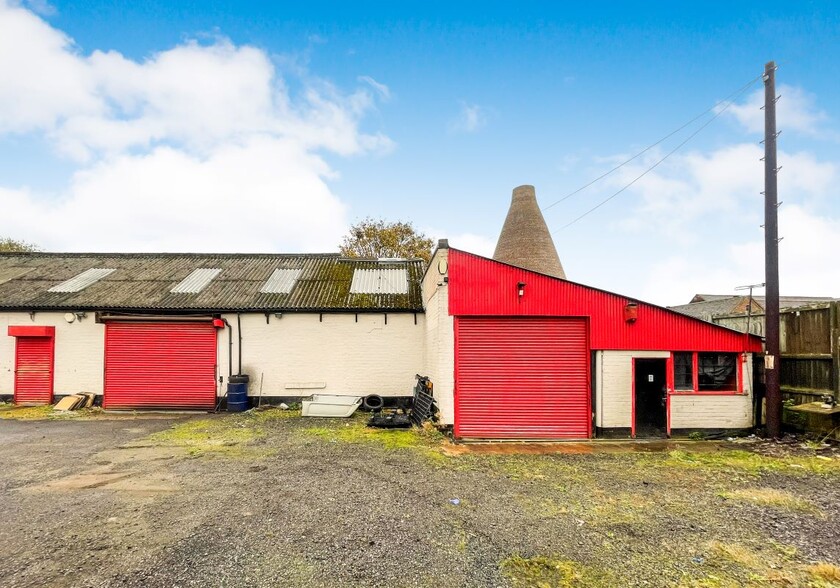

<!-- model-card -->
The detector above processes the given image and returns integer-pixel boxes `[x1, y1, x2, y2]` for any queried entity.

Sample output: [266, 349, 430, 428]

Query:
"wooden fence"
[714, 301, 840, 438]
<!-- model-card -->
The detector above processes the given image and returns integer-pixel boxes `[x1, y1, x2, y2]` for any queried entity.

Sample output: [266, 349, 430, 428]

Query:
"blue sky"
[1, 0, 838, 305]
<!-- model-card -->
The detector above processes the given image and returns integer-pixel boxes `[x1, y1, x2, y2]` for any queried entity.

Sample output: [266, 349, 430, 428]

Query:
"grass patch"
[664, 449, 840, 476]
[808, 563, 840, 583]
[0, 404, 103, 420]
[500, 555, 616, 588]
[675, 541, 840, 588]
[246, 406, 301, 421]
[300, 417, 447, 453]
[0, 404, 55, 420]
[719, 488, 820, 514]
[147, 416, 266, 456]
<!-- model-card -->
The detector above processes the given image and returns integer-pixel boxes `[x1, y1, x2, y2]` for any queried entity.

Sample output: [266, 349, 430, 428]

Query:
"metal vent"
[349, 268, 408, 294]
[170, 268, 221, 294]
[48, 268, 115, 293]
[260, 268, 302, 294]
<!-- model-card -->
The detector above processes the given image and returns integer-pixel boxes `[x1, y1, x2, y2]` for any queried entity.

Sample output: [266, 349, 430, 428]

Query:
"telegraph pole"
[763, 61, 782, 438]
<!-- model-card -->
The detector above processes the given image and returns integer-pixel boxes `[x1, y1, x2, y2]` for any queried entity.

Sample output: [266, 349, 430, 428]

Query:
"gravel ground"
[1, 411, 838, 588]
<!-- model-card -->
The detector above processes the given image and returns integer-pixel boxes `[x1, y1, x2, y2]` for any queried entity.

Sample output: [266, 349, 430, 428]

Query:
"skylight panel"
[48, 268, 115, 293]
[260, 268, 302, 294]
[170, 268, 221, 294]
[349, 268, 408, 294]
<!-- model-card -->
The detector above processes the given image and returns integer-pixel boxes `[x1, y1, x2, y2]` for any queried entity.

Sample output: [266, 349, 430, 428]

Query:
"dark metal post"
[763, 61, 782, 438]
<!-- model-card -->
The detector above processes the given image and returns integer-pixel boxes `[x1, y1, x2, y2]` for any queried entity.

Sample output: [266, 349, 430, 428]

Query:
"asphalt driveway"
[1, 409, 839, 587]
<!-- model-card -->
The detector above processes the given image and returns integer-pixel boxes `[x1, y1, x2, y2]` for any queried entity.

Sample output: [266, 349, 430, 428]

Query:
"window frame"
[669, 351, 744, 396]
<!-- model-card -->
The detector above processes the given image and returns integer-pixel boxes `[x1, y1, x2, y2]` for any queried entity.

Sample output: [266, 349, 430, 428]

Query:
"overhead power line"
[553, 74, 763, 232]
[542, 73, 764, 213]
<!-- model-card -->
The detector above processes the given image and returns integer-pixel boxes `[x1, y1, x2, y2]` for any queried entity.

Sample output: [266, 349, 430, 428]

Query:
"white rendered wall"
[670, 354, 753, 429]
[596, 350, 670, 428]
[597, 350, 754, 430]
[0, 312, 105, 397]
[221, 312, 425, 398]
[422, 248, 455, 425]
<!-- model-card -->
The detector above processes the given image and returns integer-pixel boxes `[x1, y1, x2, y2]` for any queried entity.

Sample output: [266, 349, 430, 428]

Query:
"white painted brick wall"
[670, 354, 753, 429]
[0, 312, 105, 397]
[598, 350, 754, 429]
[222, 312, 425, 398]
[597, 350, 670, 428]
[422, 248, 455, 425]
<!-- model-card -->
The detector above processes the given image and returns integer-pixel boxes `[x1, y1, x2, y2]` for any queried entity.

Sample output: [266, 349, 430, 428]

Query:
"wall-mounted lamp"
[517, 281, 526, 298]
[274, 312, 284, 319]
[624, 302, 638, 323]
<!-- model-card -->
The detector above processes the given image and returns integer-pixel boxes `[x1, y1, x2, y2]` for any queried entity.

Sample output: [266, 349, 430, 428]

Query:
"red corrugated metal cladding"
[13, 336, 54, 404]
[448, 249, 762, 353]
[104, 322, 217, 410]
[455, 317, 590, 439]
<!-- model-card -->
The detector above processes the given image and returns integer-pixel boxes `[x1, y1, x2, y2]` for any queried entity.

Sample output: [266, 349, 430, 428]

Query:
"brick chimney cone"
[493, 185, 566, 279]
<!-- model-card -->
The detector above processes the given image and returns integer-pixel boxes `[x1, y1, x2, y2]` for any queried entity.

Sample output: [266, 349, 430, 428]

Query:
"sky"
[1, 0, 838, 306]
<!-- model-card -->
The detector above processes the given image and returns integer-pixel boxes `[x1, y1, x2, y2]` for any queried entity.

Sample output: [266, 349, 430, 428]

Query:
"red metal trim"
[8, 325, 55, 337]
[13, 336, 54, 404]
[453, 316, 460, 438]
[585, 317, 592, 439]
[670, 391, 743, 396]
[666, 354, 673, 437]
[692, 352, 699, 392]
[630, 358, 636, 439]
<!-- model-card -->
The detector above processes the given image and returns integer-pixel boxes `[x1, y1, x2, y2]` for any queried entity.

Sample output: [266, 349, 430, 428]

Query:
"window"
[674, 352, 694, 391]
[698, 353, 738, 391]
[671, 352, 740, 394]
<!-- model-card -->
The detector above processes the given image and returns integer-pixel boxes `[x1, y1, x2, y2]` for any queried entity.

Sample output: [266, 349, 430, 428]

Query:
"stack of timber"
[53, 393, 96, 411]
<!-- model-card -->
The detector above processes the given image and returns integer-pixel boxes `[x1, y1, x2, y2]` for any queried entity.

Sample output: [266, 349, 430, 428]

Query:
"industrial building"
[1, 185, 762, 439]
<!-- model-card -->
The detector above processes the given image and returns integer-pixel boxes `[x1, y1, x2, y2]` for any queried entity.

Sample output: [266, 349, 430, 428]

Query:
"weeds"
[719, 488, 820, 514]
[0, 404, 103, 420]
[500, 555, 616, 588]
[146, 416, 268, 456]
[664, 449, 839, 476]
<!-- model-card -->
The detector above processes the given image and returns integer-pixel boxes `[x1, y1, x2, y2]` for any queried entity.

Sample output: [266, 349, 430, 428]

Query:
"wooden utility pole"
[763, 61, 782, 438]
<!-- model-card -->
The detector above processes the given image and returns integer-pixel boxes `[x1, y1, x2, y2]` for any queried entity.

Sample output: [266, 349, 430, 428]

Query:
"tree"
[0, 237, 40, 252]
[339, 218, 434, 263]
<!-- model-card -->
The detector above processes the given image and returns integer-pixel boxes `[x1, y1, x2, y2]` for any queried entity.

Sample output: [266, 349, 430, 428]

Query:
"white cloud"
[357, 75, 391, 101]
[0, 1, 392, 252]
[639, 204, 840, 306]
[448, 102, 487, 133]
[724, 84, 831, 137]
[611, 143, 835, 240]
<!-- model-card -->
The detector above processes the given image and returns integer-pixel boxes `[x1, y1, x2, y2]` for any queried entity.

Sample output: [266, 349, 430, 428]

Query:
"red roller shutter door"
[455, 317, 590, 439]
[104, 322, 217, 410]
[14, 337, 54, 405]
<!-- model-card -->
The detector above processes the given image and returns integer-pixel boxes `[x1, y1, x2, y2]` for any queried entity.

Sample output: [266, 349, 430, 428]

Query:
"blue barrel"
[227, 374, 250, 412]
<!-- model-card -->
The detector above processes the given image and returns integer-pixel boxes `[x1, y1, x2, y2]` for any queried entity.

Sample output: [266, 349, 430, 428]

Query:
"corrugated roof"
[48, 268, 116, 293]
[673, 295, 837, 321]
[260, 268, 302, 294]
[0, 253, 423, 312]
[349, 268, 409, 294]
[170, 268, 221, 294]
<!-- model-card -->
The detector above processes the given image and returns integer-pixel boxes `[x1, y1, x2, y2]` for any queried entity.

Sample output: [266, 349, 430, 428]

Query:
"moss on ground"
[662, 449, 839, 476]
[719, 487, 821, 514]
[147, 415, 269, 456]
[299, 416, 448, 457]
[500, 555, 617, 588]
[674, 540, 840, 588]
[0, 404, 103, 420]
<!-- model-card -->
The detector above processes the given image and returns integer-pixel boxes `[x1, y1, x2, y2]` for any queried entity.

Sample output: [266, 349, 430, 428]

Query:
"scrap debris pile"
[53, 393, 96, 411]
